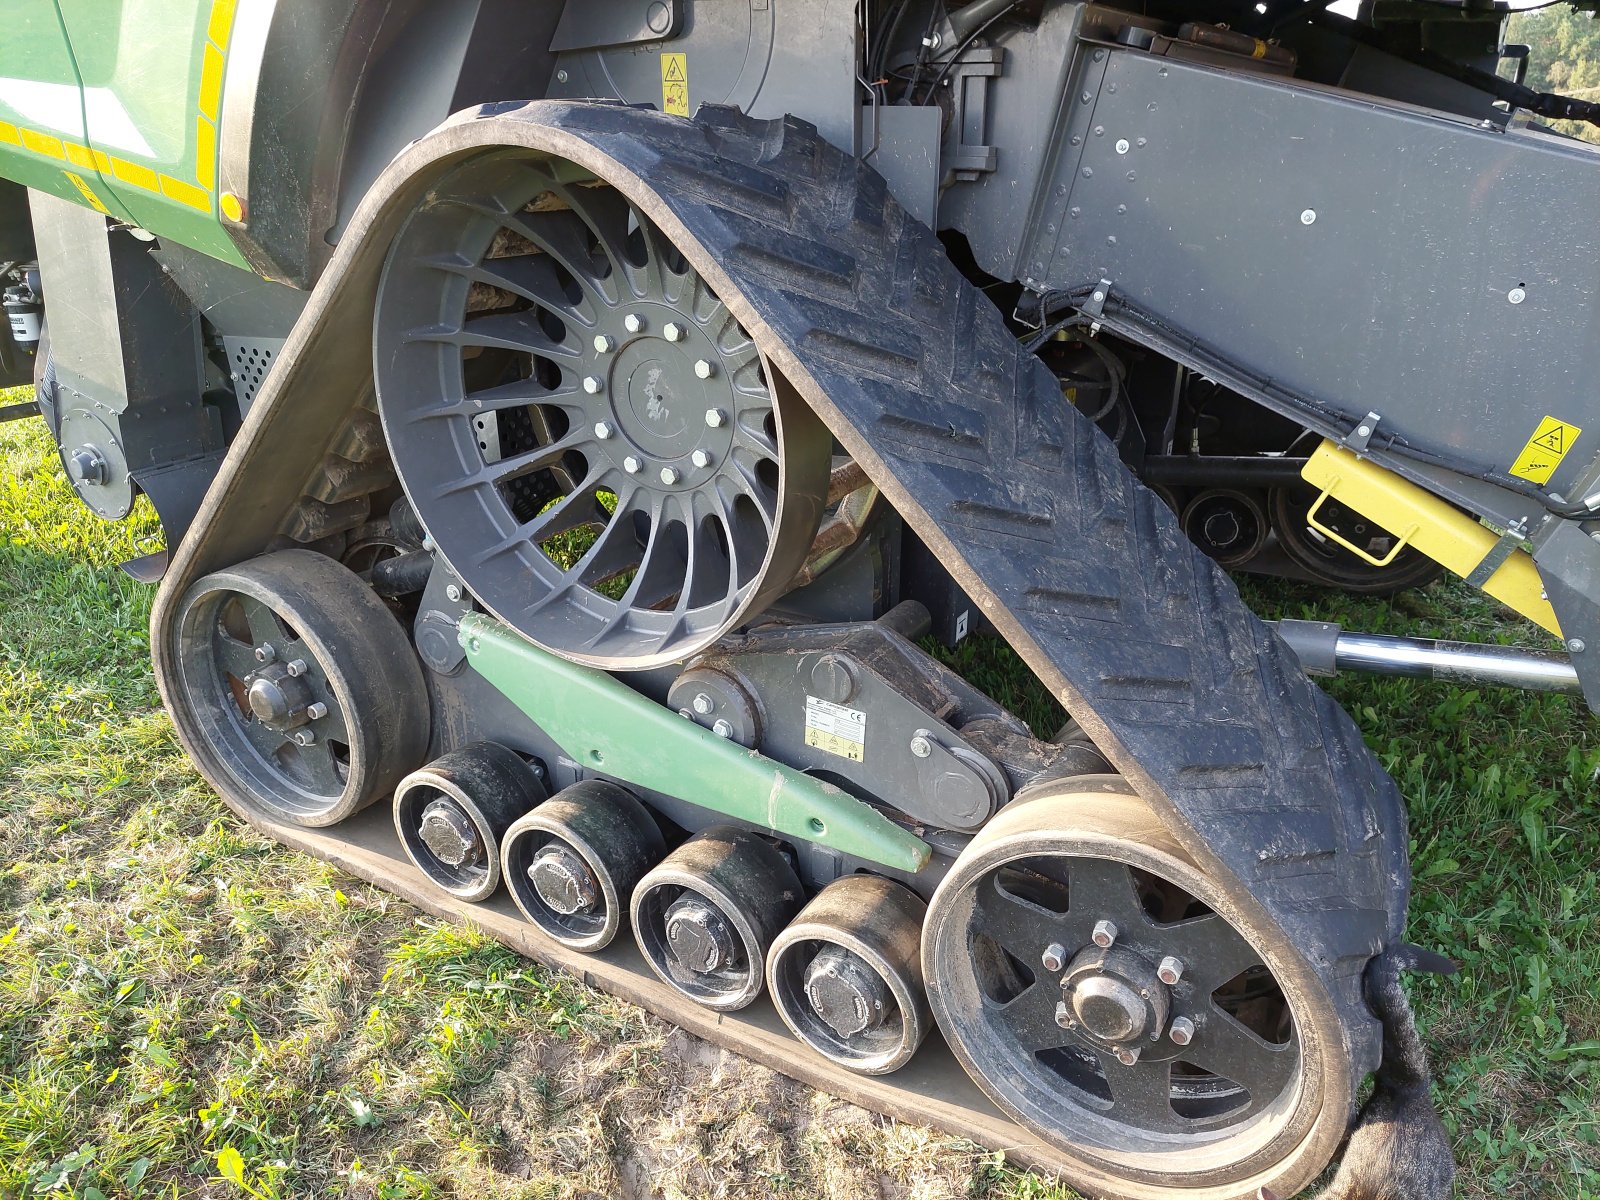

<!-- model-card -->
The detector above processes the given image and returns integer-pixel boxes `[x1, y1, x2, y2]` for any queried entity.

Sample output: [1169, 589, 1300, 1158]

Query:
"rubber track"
[526, 102, 1409, 1073]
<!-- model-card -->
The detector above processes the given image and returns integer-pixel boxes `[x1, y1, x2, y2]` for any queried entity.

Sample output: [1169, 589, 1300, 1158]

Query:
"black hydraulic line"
[371, 549, 434, 596]
[0, 400, 39, 423]
[919, 1, 1023, 104]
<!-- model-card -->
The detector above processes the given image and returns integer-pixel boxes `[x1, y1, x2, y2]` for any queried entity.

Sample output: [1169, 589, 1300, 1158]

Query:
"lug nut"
[659, 466, 680, 485]
[624, 456, 643, 474]
[624, 313, 644, 334]
[306, 702, 328, 721]
[1041, 942, 1067, 973]
[593, 334, 615, 353]
[692, 692, 714, 715]
[694, 359, 715, 379]
[285, 659, 308, 678]
[1054, 1000, 1076, 1030]
[691, 448, 712, 468]
[254, 644, 277, 664]
[594, 421, 614, 440]
[1115, 1046, 1141, 1066]
[1092, 919, 1118, 948]
[1157, 955, 1184, 986]
[582, 376, 604, 395]
[663, 322, 685, 342]
[705, 408, 727, 429]
[290, 729, 316, 747]
[712, 718, 734, 738]
[1169, 1016, 1196, 1046]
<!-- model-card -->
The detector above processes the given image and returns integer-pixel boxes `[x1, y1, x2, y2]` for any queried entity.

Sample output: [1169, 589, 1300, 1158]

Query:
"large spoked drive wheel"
[172, 550, 431, 827]
[922, 779, 1353, 1200]
[374, 151, 832, 669]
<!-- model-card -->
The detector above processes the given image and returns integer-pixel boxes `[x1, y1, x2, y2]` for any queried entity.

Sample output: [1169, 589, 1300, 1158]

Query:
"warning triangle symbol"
[1534, 425, 1568, 454]
[664, 58, 686, 83]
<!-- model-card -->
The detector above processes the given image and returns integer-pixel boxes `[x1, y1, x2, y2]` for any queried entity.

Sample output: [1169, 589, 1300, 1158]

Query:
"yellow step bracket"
[1300, 441, 1561, 636]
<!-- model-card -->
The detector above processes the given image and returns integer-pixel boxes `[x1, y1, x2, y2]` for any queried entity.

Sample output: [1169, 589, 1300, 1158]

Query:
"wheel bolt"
[659, 466, 680, 485]
[663, 322, 685, 342]
[1054, 1000, 1076, 1030]
[291, 729, 316, 747]
[624, 313, 644, 334]
[594, 421, 614, 440]
[1157, 955, 1184, 985]
[705, 408, 727, 429]
[1092, 919, 1118, 948]
[1115, 1046, 1141, 1066]
[624, 456, 643, 474]
[1169, 1016, 1196, 1046]
[692, 692, 714, 715]
[285, 659, 308, 678]
[694, 359, 715, 379]
[712, 719, 734, 738]
[1041, 942, 1067, 973]
[583, 376, 604, 395]
[254, 643, 276, 664]
[306, 702, 328, 720]
[593, 334, 615, 353]
[691, 448, 712, 469]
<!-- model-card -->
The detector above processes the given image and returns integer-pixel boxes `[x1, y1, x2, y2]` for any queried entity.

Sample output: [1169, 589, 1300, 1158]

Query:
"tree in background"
[1508, 4, 1600, 142]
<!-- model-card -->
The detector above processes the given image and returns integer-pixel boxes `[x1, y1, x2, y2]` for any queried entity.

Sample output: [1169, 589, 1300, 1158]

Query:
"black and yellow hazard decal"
[661, 53, 689, 117]
[1508, 415, 1582, 485]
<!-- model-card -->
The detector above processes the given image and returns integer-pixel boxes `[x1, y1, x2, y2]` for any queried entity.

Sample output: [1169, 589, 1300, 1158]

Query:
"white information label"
[804, 695, 867, 762]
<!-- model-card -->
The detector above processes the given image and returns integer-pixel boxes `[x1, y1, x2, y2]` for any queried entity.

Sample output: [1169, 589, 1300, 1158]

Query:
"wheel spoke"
[1067, 857, 1146, 929]
[1159, 914, 1265, 993]
[1099, 1053, 1179, 1131]
[1183, 1009, 1297, 1103]
[501, 209, 619, 306]
[237, 596, 283, 648]
[311, 700, 349, 745]
[973, 880, 1069, 959]
[291, 739, 345, 795]
[993, 980, 1075, 1054]
[525, 474, 611, 543]
[214, 635, 259, 680]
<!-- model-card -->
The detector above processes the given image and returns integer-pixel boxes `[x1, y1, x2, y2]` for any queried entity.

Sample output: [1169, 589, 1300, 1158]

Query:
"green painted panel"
[0, 1, 137, 222]
[458, 613, 933, 874]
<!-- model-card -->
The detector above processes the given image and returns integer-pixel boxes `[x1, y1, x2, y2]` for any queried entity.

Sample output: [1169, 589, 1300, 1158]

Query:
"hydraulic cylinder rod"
[1275, 619, 1580, 695]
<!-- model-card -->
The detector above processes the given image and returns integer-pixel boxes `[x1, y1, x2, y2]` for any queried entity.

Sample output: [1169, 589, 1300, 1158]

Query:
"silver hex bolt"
[692, 693, 715, 715]
[594, 421, 614, 440]
[663, 322, 685, 343]
[445, 583, 464, 603]
[1157, 956, 1184, 986]
[712, 719, 734, 739]
[624, 313, 644, 334]
[1092, 919, 1118, 949]
[624, 456, 643, 475]
[291, 729, 316, 747]
[306, 702, 329, 721]
[691, 448, 712, 469]
[1041, 942, 1067, 973]
[593, 334, 615, 354]
[254, 644, 277, 664]
[659, 466, 681, 485]
[704, 408, 727, 429]
[909, 733, 933, 759]
[285, 659, 308, 678]
[694, 359, 715, 379]
[1054, 1000, 1076, 1030]
[582, 375, 604, 395]
[1169, 1016, 1196, 1046]
[1115, 1046, 1142, 1066]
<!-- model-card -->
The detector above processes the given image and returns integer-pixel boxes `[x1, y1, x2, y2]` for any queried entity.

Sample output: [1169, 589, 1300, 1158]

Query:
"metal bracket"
[550, 1, 682, 52]
[948, 47, 1005, 180]
[1464, 518, 1528, 589]
[1082, 279, 1114, 320]
[458, 612, 932, 872]
[1343, 411, 1382, 453]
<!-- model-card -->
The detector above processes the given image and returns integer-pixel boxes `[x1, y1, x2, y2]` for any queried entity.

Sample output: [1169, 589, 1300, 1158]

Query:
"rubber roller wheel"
[921, 777, 1354, 1200]
[501, 779, 664, 950]
[632, 826, 803, 1011]
[170, 549, 430, 827]
[394, 742, 548, 902]
[766, 875, 930, 1075]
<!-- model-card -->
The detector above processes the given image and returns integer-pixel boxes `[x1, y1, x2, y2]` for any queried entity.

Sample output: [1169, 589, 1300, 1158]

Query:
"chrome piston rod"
[1274, 619, 1580, 695]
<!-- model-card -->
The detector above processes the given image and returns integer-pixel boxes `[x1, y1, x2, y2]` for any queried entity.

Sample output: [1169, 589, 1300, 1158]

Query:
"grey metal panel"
[1038, 46, 1600, 499]
[551, 0, 681, 51]
[153, 242, 306, 339]
[865, 106, 942, 228]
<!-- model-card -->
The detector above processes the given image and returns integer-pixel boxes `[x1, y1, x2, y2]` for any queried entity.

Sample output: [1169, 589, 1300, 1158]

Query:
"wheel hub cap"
[418, 800, 482, 868]
[246, 667, 311, 730]
[804, 945, 891, 1038]
[528, 843, 599, 914]
[664, 894, 737, 973]
[1061, 945, 1170, 1049]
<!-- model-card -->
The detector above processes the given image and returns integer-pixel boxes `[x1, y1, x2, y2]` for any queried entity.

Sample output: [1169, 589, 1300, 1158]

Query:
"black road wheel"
[1269, 483, 1443, 596]
[171, 550, 430, 827]
[373, 151, 832, 670]
[922, 778, 1351, 1200]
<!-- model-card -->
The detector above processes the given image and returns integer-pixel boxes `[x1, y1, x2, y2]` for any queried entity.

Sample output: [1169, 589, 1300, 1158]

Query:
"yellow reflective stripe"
[110, 156, 159, 191]
[160, 173, 210, 211]
[0, 121, 18, 146]
[93, 148, 111, 172]
[64, 142, 95, 169]
[199, 43, 225, 121]
[63, 171, 110, 214]
[195, 115, 217, 189]
[207, 0, 237, 49]
[20, 129, 64, 159]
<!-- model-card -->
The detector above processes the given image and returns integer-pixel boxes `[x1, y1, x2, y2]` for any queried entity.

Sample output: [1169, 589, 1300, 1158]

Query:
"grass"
[2, 389, 1598, 1198]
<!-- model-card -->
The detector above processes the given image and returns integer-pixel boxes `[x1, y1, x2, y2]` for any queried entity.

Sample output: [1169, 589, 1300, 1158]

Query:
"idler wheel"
[501, 779, 664, 951]
[766, 874, 930, 1075]
[631, 825, 802, 1010]
[394, 741, 547, 901]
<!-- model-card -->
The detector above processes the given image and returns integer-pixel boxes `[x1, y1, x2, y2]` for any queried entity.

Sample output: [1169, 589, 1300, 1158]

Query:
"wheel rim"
[924, 784, 1320, 1188]
[175, 585, 357, 822]
[374, 152, 830, 669]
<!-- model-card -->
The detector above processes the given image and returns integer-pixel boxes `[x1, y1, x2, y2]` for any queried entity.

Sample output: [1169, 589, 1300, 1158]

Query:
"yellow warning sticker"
[661, 53, 689, 117]
[1509, 415, 1582, 485]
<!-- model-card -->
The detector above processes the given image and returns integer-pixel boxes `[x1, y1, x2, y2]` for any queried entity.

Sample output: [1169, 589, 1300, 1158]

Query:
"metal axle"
[1275, 619, 1580, 695]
